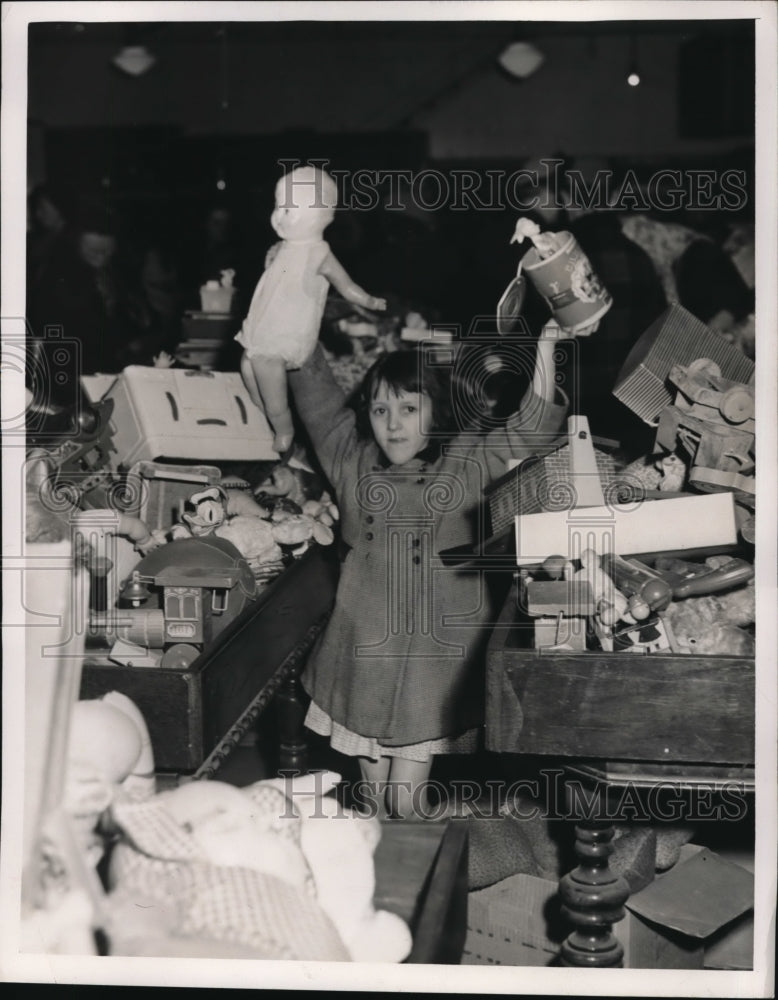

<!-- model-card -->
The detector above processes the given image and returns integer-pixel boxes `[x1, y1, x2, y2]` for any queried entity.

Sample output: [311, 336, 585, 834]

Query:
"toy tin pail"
[521, 231, 612, 333]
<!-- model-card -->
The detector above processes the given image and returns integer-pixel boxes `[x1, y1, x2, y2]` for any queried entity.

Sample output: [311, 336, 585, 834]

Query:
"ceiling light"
[498, 42, 545, 80]
[112, 45, 156, 77]
[626, 36, 642, 88]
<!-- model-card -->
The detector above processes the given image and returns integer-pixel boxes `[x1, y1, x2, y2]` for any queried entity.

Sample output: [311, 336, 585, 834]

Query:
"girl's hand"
[538, 319, 571, 341]
[153, 350, 175, 368]
[367, 296, 387, 311]
[568, 317, 601, 338]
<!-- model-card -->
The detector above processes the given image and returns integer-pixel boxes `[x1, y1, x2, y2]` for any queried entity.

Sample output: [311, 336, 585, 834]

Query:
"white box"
[514, 492, 738, 565]
[105, 366, 278, 468]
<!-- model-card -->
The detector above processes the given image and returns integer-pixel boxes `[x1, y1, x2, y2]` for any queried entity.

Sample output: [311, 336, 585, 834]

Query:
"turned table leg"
[558, 820, 630, 968]
[276, 671, 309, 775]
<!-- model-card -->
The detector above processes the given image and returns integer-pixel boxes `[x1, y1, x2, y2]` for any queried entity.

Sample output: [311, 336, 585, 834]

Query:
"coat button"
[366, 515, 374, 524]
[366, 532, 374, 541]
[413, 555, 421, 565]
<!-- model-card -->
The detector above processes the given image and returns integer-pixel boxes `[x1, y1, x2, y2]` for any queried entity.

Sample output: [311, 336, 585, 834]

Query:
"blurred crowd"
[25, 161, 754, 447]
[25, 184, 260, 408]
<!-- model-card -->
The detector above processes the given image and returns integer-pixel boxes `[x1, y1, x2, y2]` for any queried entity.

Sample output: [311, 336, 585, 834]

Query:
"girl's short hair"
[356, 348, 454, 441]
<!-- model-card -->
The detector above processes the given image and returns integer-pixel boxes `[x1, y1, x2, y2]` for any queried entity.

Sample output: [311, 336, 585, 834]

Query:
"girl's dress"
[288, 346, 568, 757]
[235, 240, 331, 369]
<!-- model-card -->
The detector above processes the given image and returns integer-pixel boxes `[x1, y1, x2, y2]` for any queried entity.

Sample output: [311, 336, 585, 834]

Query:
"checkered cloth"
[109, 785, 349, 961]
[306, 700, 480, 763]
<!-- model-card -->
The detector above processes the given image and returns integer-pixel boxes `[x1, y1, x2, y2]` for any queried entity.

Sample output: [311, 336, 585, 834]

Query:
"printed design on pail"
[569, 254, 603, 303]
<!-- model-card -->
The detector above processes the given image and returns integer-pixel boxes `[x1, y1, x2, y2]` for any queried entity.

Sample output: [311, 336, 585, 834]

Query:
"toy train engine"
[90, 537, 256, 668]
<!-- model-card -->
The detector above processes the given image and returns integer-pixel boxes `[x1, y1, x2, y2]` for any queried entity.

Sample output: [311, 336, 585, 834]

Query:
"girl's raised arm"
[287, 344, 360, 490]
[482, 324, 570, 475]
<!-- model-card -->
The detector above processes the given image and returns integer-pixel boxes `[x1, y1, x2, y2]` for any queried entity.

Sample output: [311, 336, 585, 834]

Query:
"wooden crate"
[80, 544, 339, 773]
[485, 584, 755, 766]
[374, 818, 469, 965]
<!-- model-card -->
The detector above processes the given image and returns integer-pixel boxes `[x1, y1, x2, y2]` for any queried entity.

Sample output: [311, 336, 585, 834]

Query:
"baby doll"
[236, 165, 386, 453]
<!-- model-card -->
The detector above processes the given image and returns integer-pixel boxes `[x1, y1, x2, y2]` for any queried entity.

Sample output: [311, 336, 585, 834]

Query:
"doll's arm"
[319, 252, 386, 311]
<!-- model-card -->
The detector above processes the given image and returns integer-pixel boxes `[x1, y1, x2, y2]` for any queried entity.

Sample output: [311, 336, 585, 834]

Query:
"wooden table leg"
[276, 671, 309, 775]
[559, 820, 630, 968]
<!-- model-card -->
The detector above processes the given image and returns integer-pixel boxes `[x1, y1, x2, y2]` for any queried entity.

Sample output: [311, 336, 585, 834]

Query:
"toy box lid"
[625, 844, 753, 940]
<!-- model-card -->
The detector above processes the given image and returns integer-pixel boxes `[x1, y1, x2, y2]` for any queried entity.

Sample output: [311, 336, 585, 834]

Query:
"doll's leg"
[239, 353, 264, 408]
[386, 756, 434, 821]
[248, 354, 295, 453]
[358, 756, 391, 820]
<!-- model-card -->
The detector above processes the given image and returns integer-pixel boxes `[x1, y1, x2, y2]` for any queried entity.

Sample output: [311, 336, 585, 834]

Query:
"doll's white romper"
[236, 239, 331, 370]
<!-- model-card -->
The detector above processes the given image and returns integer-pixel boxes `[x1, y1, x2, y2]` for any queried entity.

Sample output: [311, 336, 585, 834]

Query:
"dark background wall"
[27, 19, 754, 181]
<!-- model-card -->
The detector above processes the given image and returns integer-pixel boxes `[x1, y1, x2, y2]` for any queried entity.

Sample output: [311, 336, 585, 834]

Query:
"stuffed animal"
[214, 515, 284, 568]
[107, 779, 347, 961]
[662, 559, 755, 655]
[169, 484, 337, 577]
[263, 771, 413, 963]
[178, 486, 227, 536]
[107, 770, 411, 963]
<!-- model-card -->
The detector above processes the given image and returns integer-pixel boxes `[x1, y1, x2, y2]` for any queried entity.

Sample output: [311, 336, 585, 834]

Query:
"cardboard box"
[461, 844, 753, 969]
[614, 844, 754, 969]
[462, 873, 565, 967]
[704, 911, 754, 971]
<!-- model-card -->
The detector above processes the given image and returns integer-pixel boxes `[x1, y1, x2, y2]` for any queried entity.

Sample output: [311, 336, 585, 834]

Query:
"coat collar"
[371, 439, 443, 472]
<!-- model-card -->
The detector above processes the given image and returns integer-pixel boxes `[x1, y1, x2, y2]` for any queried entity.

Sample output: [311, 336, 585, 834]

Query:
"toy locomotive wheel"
[161, 643, 201, 669]
[719, 386, 754, 424]
[687, 357, 721, 379]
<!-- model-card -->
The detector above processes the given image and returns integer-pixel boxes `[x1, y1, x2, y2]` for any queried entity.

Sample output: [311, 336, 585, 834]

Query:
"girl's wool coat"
[288, 346, 568, 746]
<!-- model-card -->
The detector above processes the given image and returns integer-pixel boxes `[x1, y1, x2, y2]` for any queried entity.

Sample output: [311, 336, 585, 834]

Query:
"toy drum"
[521, 231, 612, 334]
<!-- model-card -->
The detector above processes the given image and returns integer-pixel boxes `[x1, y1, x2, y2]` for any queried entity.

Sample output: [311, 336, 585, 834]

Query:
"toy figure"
[176, 486, 227, 537]
[236, 165, 386, 453]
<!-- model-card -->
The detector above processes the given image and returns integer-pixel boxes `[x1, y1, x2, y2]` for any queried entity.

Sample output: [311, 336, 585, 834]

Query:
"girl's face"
[369, 382, 433, 466]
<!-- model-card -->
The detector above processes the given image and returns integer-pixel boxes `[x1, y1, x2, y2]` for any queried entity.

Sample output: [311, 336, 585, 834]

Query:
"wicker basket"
[485, 443, 617, 539]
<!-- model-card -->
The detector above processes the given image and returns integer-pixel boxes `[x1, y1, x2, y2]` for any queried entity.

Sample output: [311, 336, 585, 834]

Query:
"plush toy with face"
[180, 487, 227, 537]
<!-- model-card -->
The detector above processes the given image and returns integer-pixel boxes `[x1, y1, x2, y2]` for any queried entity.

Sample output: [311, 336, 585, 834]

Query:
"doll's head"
[271, 166, 338, 243]
[358, 349, 453, 465]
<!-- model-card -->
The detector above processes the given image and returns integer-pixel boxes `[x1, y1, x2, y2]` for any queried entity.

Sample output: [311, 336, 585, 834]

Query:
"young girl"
[236, 166, 386, 453]
[287, 330, 568, 819]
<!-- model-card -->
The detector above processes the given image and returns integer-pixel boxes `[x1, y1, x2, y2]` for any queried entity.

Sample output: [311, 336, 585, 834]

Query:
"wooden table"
[486, 581, 755, 967]
[374, 818, 469, 964]
[81, 543, 340, 775]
